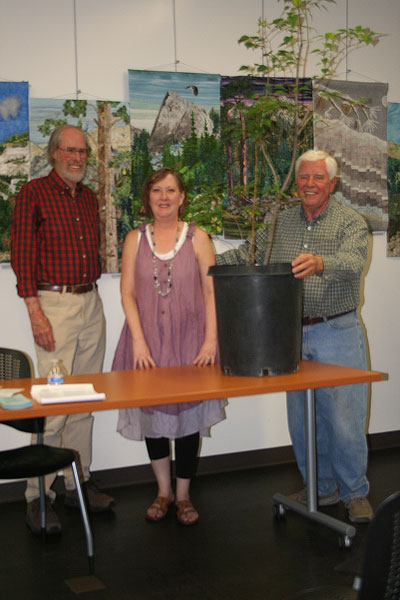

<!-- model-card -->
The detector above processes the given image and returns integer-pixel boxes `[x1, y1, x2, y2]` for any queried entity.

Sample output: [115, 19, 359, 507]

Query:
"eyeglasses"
[57, 146, 88, 157]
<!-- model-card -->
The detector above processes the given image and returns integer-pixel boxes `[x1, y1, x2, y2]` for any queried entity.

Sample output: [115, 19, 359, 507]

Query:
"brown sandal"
[175, 499, 199, 526]
[145, 496, 174, 522]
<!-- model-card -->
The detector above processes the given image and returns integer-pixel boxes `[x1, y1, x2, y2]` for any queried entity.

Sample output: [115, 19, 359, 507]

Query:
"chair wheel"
[273, 503, 286, 519]
[338, 535, 352, 549]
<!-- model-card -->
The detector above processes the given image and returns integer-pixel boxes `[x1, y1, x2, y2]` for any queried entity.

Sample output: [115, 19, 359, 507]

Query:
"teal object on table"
[0, 394, 33, 409]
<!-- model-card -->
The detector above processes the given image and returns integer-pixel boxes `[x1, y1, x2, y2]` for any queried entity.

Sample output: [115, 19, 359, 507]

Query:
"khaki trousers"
[25, 287, 106, 502]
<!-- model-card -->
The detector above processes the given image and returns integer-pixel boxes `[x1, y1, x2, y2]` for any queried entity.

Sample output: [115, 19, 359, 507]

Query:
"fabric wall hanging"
[128, 69, 223, 236]
[0, 81, 29, 263]
[220, 75, 313, 238]
[29, 97, 131, 273]
[313, 79, 389, 232]
[387, 101, 400, 256]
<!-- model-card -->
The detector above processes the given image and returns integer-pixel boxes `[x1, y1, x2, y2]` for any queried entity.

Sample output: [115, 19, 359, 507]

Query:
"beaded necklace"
[150, 223, 181, 297]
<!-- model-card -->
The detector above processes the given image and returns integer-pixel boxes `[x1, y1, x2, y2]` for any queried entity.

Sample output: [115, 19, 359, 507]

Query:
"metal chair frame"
[0, 347, 94, 572]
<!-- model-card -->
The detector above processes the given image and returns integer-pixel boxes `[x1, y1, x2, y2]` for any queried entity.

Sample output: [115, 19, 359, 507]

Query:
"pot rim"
[208, 263, 293, 277]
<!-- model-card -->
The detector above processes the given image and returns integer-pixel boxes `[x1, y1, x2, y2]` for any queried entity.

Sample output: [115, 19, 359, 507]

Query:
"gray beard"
[57, 163, 86, 184]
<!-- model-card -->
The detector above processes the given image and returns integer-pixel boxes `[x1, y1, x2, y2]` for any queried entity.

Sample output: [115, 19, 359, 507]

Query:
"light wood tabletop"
[0, 360, 385, 421]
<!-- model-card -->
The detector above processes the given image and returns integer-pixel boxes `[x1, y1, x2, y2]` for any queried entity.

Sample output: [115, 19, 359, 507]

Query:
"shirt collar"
[49, 168, 82, 196]
[300, 197, 333, 224]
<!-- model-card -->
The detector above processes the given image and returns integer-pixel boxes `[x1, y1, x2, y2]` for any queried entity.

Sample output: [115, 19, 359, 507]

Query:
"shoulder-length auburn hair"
[141, 168, 188, 219]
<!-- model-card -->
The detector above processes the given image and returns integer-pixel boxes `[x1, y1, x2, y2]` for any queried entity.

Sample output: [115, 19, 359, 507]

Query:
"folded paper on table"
[31, 384, 106, 404]
[0, 388, 25, 397]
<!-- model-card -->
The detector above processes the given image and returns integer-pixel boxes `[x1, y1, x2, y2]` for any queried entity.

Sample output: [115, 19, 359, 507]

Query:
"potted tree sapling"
[210, 0, 383, 376]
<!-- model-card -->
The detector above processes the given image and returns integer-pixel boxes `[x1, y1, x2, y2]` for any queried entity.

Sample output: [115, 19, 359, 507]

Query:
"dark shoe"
[345, 496, 373, 523]
[146, 495, 174, 522]
[26, 496, 62, 535]
[175, 499, 199, 526]
[65, 480, 114, 513]
[289, 487, 340, 506]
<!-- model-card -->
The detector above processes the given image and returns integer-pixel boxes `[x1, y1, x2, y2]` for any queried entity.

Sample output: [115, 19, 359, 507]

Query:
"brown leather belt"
[37, 283, 96, 294]
[302, 310, 354, 326]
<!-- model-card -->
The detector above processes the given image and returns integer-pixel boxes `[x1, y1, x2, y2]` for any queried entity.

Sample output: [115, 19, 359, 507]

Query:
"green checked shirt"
[215, 197, 369, 318]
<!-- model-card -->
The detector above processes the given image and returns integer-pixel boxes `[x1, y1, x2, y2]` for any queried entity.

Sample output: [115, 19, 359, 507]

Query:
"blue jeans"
[287, 310, 369, 502]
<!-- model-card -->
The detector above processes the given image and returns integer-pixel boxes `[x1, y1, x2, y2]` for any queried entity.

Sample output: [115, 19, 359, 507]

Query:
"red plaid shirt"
[11, 169, 101, 297]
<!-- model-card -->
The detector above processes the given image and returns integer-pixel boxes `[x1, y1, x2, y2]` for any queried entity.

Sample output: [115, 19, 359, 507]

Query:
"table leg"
[272, 387, 356, 545]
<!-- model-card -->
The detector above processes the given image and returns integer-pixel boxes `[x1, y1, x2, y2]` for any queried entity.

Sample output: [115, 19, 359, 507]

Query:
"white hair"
[295, 150, 338, 180]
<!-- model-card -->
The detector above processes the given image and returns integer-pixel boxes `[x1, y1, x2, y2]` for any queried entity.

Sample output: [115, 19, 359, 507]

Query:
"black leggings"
[145, 432, 200, 479]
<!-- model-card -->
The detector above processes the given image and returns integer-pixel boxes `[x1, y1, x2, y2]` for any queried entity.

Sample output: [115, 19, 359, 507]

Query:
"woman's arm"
[120, 229, 156, 369]
[192, 227, 218, 366]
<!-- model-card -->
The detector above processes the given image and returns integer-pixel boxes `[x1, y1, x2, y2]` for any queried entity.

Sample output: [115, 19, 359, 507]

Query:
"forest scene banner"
[5, 96, 131, 272]
[0, 81, 29, 261]
[313, 79, 388, 232]
[128, 69, 223, 235]
[220, 75, 313, 238]
[387, 102, 400, 256]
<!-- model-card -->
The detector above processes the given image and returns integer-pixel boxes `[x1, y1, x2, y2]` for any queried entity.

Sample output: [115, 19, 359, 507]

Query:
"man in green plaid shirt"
[216, 149, 373, 523]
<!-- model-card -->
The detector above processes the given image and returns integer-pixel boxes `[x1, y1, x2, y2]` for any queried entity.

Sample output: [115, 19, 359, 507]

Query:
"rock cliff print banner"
[220, 76, 313, 238]
[313, 80, 389, 232]
[29, 98, 131, 273]
[387, 102, 400, 256]
[128, 69, 223, 235]
[0, 81, 29, 262]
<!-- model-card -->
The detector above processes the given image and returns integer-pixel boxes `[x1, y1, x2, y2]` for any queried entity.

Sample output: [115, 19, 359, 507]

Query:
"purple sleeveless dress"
[112, 223, 227, 440]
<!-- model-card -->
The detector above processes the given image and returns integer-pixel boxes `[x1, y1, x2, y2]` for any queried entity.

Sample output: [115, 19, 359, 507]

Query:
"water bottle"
[47, 358, 66, 385]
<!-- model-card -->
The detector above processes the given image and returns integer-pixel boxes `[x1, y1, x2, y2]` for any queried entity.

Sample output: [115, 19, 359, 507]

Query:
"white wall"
[1, 0, 400, 471]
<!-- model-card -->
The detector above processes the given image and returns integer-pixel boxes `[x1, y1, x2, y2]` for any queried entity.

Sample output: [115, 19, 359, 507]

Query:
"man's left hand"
[291, 253, 324, 279]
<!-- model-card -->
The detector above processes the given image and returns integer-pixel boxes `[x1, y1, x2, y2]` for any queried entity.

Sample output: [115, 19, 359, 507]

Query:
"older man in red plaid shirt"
[11, 124, 114, 535]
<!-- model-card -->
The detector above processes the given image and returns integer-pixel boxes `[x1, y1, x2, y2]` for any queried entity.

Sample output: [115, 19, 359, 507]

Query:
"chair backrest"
[358, 490, 400, 599]
[0, 347, 33, 380]
[0, 347, 44, 435]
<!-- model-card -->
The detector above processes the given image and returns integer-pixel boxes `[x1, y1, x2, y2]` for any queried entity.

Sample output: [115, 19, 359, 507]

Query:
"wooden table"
[1, 360, 385, 546]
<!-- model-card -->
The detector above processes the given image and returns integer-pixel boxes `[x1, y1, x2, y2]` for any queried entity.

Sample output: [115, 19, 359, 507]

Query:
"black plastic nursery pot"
[209, 263, 302, 377]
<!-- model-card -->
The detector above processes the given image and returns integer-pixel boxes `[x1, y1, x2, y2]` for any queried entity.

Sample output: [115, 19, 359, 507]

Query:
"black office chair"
[0, 347, 94, 572]
[356, 489, 400, 599]
[283, 490, 400, 599]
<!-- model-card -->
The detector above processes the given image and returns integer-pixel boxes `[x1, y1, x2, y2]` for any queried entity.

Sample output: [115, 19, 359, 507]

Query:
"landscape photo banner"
[0, 81, 29, 262]
[313, 79, 389, 232]
[128, 69, 223, 235]
[220, 75, 313, 238]
[29, 97, 131, 273]
[387, 101, 400, 256]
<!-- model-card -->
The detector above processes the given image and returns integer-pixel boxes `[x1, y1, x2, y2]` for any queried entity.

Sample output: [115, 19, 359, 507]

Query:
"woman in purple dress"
[112, 168, 226, 526]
